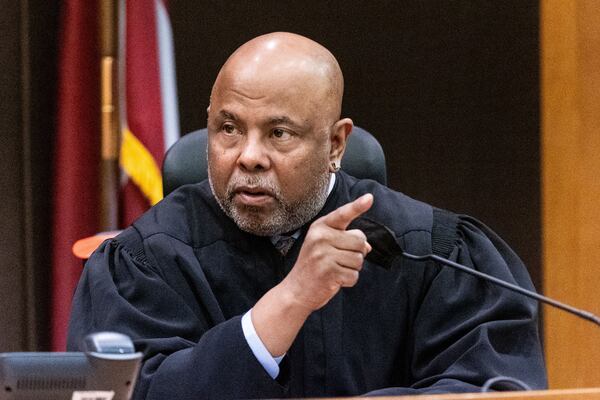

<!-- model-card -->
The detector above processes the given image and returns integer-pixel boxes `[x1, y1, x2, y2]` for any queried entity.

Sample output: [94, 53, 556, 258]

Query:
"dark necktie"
[274, 235, 295, 256]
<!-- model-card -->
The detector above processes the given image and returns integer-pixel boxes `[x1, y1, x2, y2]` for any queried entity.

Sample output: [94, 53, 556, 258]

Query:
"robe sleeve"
[67, 232, 288, 400]
[367, 214, 548, 396]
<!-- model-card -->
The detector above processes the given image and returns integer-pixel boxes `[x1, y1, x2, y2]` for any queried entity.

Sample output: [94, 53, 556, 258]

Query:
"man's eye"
[272, 128, 291, 140]
[223, 124, 237, 134]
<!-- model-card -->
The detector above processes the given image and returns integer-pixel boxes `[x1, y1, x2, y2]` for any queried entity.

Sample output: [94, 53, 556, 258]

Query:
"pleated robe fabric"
[68, 171, 547, 399]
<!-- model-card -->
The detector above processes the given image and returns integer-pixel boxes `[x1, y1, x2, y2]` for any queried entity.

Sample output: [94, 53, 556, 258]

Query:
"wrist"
[280, 273, 332, 313]
[276, 279, 314, 317]
[251, 282, 312, 357]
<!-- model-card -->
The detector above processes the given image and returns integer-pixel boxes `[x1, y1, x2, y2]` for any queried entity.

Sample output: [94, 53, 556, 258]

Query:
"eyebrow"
[267, 116, 304, 130]
[218, 110, 238, 121]
[216, 110, 306, 130]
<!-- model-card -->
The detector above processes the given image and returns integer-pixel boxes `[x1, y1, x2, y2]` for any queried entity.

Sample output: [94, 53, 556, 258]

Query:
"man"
[68, 32, 547, 399]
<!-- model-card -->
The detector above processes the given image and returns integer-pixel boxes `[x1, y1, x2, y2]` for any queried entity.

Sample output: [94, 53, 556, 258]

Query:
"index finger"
[321, 193, 374, 230]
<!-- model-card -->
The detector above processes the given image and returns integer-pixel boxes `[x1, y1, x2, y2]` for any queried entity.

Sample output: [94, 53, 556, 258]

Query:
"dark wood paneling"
[0, 0, 59, 351]
[0, 1, 26, 351]
[170, 1, 541, 288]
[23, 0, 60, 351]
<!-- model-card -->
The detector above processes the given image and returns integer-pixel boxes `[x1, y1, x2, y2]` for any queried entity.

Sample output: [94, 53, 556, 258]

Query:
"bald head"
[206, 33, 354, 236]
[212, 32, 345, 122]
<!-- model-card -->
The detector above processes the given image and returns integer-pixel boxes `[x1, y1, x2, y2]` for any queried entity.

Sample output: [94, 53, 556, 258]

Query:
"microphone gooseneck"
[401, 251, 600, 327]
[350, 216, 600, 327]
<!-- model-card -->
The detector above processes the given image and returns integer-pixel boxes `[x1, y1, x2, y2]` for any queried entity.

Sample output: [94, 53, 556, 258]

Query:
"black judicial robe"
[67, 171, 547, 399]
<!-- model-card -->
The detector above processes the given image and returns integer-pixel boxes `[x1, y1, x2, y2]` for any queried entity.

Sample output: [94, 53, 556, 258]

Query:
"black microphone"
[350, 217, 600, 327]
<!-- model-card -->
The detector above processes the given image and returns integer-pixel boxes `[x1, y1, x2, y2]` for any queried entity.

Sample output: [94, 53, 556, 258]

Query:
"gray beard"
[208, 169, 330, 236]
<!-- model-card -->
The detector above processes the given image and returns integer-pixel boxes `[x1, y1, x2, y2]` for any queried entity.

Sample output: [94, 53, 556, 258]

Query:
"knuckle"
[353, 252, 365, 267]
[313, 248, 327, 263]
[311, 217, 329, 232]
[357, 231, 367, 242]
[345, 270, 360, 287]
[310, 229, 322, 242]
[347, 229, 366, 241]
[308, 227, 325, 242]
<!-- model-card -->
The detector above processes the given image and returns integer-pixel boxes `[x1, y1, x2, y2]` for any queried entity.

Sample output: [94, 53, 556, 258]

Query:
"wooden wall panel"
[0, 1, 26, 352]
[541, 0, 600, 388]
[0, 0, 58, 351]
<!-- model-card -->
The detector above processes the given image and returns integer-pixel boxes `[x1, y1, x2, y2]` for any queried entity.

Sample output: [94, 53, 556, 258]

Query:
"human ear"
[329, 118, 353, 171]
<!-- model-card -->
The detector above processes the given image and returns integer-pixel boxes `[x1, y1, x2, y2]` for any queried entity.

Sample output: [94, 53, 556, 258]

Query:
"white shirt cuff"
[241, 310, 284, 379]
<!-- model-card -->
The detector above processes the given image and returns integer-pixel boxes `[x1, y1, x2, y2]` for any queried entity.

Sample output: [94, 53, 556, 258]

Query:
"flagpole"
[99, 0, 120, 230]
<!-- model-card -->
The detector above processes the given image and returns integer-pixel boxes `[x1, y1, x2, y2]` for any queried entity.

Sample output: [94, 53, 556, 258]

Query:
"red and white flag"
[51, 0, 179, 350]
[120, 0, 180, 226]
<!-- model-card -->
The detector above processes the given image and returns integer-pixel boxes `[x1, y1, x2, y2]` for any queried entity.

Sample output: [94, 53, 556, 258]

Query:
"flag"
[120, 0, 180, 226]
[51, 1, 101, 351]
[51, 0, 179, 350]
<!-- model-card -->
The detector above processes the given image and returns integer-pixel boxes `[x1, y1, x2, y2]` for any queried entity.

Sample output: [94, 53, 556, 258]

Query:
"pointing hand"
[283, 193, 374, 311]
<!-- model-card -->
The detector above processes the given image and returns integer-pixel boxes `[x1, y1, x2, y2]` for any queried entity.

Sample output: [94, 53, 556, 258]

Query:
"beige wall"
[542, 0, 600, 388]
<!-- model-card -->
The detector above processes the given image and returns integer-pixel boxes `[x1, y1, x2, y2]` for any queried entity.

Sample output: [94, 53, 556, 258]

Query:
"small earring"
[331, 161, 340, 172]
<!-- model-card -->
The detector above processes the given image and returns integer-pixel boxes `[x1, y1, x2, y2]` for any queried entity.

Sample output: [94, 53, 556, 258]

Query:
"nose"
[237, 133, 270, 172]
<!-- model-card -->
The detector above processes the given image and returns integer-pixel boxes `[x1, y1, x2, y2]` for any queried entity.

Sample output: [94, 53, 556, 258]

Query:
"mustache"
[225, 174, 281, 200]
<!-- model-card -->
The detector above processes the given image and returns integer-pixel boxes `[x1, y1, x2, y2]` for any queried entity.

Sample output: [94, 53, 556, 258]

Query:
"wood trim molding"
[541, 0, 600, 388]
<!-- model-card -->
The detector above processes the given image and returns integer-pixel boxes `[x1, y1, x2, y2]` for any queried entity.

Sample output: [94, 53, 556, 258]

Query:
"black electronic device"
[0, 332, 142, 400]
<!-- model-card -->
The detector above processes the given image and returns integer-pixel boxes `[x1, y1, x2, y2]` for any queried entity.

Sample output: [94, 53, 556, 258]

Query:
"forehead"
[210, 56, 334, 120]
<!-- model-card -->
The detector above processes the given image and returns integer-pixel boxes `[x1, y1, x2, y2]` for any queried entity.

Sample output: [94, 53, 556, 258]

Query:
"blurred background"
[1, 0, 598, 390]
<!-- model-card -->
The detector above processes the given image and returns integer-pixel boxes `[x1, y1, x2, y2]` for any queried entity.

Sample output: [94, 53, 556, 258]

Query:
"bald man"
[68, 33, 546, 399]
